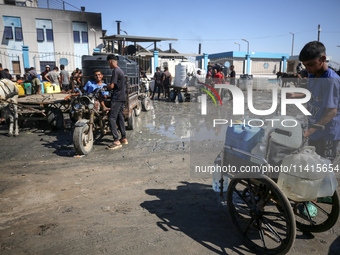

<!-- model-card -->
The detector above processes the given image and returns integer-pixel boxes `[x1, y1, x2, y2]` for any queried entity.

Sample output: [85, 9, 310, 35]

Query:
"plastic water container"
[267, 116, 302, 149]
[317, 157, 338, 197]
[43, 82, 52, 91]
[24, 83, 32, 95]
[174, 62, 195, 88]
[225, 124, 265, 160]
[277, 146, 327, 202]
[250, 142, 266, 164]
[45, 85, 61, 93]
[15, 83, 25, 96]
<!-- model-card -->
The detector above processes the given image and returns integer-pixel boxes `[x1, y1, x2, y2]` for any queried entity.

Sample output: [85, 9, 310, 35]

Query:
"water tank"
[82, 53, 138, 84]
[174, 62, 195, 88]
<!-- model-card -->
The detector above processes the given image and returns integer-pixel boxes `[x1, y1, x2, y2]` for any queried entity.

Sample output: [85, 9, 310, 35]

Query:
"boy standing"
[289, 41, 340, 161]
[106, 55, 127, 149]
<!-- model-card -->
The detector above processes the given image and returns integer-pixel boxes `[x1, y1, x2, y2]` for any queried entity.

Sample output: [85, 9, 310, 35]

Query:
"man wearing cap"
[41, 65, 51, 81]
[105, 54, 127, 149]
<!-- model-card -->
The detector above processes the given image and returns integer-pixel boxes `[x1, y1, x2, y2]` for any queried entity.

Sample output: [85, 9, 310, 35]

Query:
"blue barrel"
[82, 53, 139, 85]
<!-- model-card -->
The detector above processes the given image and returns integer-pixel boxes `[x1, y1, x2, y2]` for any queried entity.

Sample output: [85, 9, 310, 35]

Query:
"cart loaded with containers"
[212, 116, 339, 255]
[69, 53, 151, 155]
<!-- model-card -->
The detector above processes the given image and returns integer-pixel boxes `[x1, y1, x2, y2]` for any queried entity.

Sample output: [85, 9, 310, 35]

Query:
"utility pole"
[318, 24, 321, 42]
[234, 42, 240, 51]
[116, 20, 122, 54]
[289, 32, 294, 56]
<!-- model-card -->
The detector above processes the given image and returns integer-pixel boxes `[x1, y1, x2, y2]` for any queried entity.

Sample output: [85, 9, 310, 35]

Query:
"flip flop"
[106, 143, 122, 150]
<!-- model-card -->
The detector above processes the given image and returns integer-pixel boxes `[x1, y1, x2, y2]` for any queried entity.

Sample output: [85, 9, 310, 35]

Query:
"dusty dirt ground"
[0, 94, 340, 255]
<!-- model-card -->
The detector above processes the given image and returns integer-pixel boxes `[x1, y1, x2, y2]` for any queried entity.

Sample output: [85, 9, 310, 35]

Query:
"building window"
[73, 31, 80, 43]
[37, 28, 44, 42]
[12, 61, 21, 74]
[15, 1, 26, 6]
[46, 29, 53, 42]
[4, 26, 13, 39]
[4, 0, 16, 5]
[81, 31, 88, 43]
[15, 27, 23, 41]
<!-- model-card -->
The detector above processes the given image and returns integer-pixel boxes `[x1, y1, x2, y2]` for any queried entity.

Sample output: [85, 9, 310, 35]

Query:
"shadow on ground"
[141, 181, 255, 255]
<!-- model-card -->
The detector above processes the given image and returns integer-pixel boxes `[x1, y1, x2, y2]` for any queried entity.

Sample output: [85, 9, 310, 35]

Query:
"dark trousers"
[62, 83, 69, 91]
[108, 101, 126, 142]
[152, 84, 161, 99]
[164, 85, 170, 98]
[309, 138, 339, 162]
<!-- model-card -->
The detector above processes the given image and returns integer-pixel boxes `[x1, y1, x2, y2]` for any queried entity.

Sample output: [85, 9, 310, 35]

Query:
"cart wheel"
[294, 190, 339, 233]
[142, 97, 151, 111]
[227, 173, 296, 255]
[134, 100, 142, 116]
[127, 113, 135, 130]
[46, 108, 64, 130]
[73, 123, 93, 155]
[169, 90, 177, 102]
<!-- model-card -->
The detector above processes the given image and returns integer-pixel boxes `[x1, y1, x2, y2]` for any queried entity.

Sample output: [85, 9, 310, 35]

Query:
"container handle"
[242, 124, 252, 130]
[302, 146, 316, 153]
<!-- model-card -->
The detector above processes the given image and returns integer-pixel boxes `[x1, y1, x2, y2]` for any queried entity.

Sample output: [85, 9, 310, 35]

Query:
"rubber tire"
[73, 124, 93, 155]
[169, 90, 177, 102]
[134, 100, 142, 116]
[227, 174, 296, 255]
[295, 190, 340, 233]
[126, 113, 135, 130]
[46, 108, 64, 130]
[142, 97, 151, 111]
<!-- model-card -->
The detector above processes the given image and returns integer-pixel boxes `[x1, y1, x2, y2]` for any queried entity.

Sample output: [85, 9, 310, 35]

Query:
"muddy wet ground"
[0, 91, 339, 255]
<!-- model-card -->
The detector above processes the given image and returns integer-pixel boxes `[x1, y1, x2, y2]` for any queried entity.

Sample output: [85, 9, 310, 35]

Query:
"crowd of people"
[142, 63, 236, 102]
[0, 63, 84, 94]
[1, 41, 339, 161]
[143, 66, 172, 101]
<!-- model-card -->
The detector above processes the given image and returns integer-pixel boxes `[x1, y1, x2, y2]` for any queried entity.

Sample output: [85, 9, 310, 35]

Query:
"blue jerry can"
[225, 124, 264, 160]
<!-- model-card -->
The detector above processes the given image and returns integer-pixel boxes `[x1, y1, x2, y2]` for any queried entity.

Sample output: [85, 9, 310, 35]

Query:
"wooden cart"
[17, 93, 70, 130]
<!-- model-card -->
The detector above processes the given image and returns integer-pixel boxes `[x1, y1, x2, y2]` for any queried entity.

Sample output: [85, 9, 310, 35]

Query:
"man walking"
[227, 65, 236, 100]
[106, 55, 127, 149]
[151, 67, 162, 100]
[162, 66, 172, 99]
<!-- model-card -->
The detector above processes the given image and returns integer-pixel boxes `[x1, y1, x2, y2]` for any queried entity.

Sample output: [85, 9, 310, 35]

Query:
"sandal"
[120, 138, 128, 144]
[106, 142, 122, 150]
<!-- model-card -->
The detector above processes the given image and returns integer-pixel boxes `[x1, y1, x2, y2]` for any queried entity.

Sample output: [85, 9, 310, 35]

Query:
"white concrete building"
[0, 0, 102, 75]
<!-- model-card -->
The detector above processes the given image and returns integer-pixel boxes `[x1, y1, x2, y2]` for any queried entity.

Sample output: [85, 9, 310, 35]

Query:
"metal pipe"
[242, 39, 249, 55]
[289, 32, 294, 56]
[234, 42, 240, 51]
